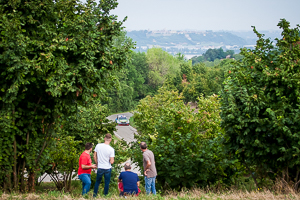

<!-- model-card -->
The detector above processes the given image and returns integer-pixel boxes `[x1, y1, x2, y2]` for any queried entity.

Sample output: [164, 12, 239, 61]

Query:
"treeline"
[130, 19, 300, 190]
[104, 47, 237, 113]
[0, 0, 133, 192]
[191, 47, 246, 65]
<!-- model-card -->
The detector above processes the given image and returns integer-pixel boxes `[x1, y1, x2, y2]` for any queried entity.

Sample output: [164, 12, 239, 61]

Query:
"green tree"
[128, 52, 149, 100]
[131, 88, 237, 189]
[220, 19, 300, 188]
[191, 55, 204, 65]
[0, 0, 133, 191]
[103, 51, 150, 113]
[46, 136, 81, 191]
[146, 48, 181, 88]
[192, 48, 234, 65]
[43, 102, 129, 191]
[179, 61, 230, 102]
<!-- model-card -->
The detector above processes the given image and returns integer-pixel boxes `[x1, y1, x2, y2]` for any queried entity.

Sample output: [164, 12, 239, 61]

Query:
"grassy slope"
[1, 179, 299, 200]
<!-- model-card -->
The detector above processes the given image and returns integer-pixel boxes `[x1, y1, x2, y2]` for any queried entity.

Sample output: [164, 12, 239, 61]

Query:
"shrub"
[131, 88, 238, 189]
[220, 19, 300, 188]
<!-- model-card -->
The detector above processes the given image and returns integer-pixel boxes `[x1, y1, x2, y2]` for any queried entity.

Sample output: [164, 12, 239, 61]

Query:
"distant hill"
[231, 30, 282, 45]
[126, 30, 281, 58]
[127, 30, 247, 46]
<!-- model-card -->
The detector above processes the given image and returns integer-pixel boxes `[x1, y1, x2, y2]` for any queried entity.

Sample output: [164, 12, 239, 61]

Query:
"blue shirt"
[118, 171, 140, 194]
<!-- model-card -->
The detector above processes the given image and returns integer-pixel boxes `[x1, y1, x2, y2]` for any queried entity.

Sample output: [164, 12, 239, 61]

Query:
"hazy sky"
[111, 0, 300, 31]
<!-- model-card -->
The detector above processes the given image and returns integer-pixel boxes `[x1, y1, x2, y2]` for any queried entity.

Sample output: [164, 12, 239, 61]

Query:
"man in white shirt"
[93, 133, 115, 197]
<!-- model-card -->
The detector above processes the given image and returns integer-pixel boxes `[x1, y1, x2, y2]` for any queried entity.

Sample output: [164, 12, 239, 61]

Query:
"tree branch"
[21, 96, 42, 190]
[35, 123, 52, 165]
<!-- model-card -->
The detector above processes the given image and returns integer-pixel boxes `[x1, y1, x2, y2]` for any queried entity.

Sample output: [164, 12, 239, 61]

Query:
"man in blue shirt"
[118, 163, 140, 196]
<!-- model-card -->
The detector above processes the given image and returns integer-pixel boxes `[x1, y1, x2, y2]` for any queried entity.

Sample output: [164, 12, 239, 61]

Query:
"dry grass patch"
[1, 188, 300, 200]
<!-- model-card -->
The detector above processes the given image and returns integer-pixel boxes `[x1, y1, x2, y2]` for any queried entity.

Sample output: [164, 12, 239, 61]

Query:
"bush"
[130, 87, 239, 190]
[220, 19, 300, 188]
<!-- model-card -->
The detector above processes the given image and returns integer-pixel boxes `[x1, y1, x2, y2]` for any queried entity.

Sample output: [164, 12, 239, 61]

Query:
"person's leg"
[144, 176, 151, 195]
[84, 174, 91, 195]
[150, 176, 156, 195]
[78, 174, 85, 195]
[93, 169, 104, 197]
[119, 191, 124, 197]
[78, 174, 91, 195]
[103, 168, 112, 195]
[79, 175, 85, 193]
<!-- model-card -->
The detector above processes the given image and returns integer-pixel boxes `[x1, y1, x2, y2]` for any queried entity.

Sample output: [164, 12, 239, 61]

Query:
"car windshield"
[119, 117, 127, 120]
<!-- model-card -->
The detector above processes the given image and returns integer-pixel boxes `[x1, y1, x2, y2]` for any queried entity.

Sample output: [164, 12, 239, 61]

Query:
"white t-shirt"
[94, 143, 115, 169]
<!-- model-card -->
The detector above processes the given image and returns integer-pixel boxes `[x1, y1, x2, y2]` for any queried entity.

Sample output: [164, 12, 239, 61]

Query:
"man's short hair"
[140, 142, 147, 150]
[85, 142, 93, 150]
[105, 133, 112, 140]
[124, 163, 131, 170]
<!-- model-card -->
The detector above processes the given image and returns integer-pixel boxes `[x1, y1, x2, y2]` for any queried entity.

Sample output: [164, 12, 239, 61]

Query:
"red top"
[78, 151, 92, 175]
[118, 182, 141, 196]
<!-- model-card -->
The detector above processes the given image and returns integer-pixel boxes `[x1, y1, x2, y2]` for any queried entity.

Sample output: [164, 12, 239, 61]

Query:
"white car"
[115, 115, 130, 126]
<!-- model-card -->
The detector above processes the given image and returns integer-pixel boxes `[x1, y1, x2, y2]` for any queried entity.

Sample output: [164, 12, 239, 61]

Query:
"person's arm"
[144, 160, 151, 176]
[81, 155, 96, 169]
[110, 149, 115, 164]
[118, 173, 122, 182]
[137, 181, 140, 187]
[145, 160, 151, 169]
[82, 164, 97, 169]
[110, 157, 114, 164]
[94, 151, 97, 165]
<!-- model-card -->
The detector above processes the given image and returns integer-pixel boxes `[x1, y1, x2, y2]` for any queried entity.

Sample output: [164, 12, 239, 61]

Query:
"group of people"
[77, 133, 157, 197]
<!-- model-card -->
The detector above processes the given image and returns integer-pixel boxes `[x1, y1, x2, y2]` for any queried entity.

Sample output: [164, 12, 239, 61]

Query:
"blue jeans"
[93, 168, 112, 197]
[78, 174, 91, 195]
[145, 176, 156, 195]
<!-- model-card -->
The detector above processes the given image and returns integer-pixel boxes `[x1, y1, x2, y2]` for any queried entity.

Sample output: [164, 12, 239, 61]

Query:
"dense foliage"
[106, 48, 233, 112]
[191, 48, 234, 64]
[130, 88, 239, 189]
[175, 60, 231, 102]
[0, 0, 133, 191]
[1, 0, 297, 194]
[105, 48, 185, 113]
[220, 19, 300, 188]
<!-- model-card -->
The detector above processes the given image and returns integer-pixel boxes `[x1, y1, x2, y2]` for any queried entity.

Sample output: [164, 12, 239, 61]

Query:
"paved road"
[108, 112, 137, 143]
[107, 112, 140, 174]
[41, 112, 140, 182]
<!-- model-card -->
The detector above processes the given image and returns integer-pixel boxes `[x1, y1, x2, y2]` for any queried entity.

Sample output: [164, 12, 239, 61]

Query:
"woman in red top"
[78, 143, 97, 195]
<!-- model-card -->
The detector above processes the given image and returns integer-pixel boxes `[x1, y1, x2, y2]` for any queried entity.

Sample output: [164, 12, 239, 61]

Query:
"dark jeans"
[93, 168, 112, 197]
[78, 174, 91, 195]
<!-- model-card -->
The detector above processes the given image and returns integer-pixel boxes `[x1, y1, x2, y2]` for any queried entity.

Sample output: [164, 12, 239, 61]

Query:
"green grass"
[1, 175, 300, 199]
[2, 187, 300, 200]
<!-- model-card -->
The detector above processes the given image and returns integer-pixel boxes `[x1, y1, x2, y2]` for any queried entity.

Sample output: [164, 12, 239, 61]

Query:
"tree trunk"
[3, 178, 7, 192]
[7, 173, 12, 192]
[13, 136, 17, 190]
[295, 167, 299, 191]
[13, 108, 18, 190]
[20, 161, 26, 191]
[17, 161, 21, 189]
[67, 169, 73, 191]
[28, 172, 35, 192]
